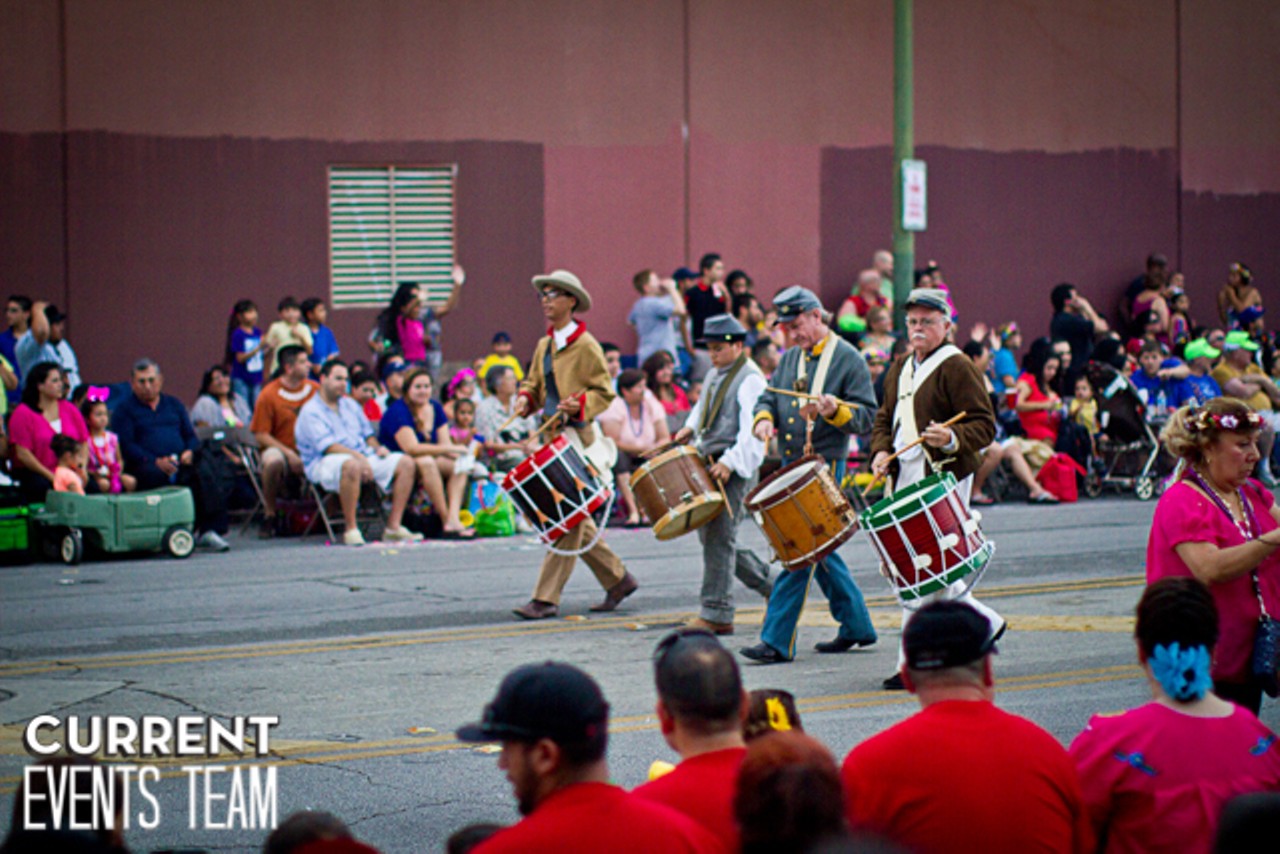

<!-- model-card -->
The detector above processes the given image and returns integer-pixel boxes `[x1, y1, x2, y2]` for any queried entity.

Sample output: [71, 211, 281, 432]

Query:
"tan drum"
[630, 444, 724, 540]
[745, 455, 857, 570]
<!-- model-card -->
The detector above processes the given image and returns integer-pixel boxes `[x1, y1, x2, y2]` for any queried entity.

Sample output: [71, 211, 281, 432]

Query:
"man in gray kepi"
[741, 285, 878, 664]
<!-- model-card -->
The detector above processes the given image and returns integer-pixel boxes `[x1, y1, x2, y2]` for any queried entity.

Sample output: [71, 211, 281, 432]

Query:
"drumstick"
[527, 392, 587, 442]
[495, 410, 521, 434]
[766, 387, 861, 409]
[860, 412, 969, 497]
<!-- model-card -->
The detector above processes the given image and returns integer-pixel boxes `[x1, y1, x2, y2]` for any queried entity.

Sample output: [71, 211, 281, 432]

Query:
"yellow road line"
[0, 664, 1143, 792]
[0, 575, 1142, 677]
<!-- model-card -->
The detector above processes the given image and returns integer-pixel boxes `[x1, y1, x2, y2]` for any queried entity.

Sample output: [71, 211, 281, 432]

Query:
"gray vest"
[697, 358, 761, 459]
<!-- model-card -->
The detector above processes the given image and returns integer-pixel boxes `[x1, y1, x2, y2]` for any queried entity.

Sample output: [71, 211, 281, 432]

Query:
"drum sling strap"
[698, 355, 748, 433]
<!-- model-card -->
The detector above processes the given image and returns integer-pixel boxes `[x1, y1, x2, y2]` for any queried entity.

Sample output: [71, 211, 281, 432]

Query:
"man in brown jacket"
[869, 289, 1003, 690]
[511, 270, 639, 620]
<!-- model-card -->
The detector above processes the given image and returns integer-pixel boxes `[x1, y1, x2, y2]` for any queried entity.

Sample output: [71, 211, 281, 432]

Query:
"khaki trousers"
[531, 517, 628, 604]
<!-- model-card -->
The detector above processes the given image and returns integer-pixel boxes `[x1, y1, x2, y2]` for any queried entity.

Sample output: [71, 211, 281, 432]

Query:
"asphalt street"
[2, 495, 1277, 852]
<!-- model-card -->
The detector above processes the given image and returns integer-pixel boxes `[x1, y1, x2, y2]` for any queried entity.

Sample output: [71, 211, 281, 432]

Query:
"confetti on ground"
[407, 726, 437, 736]
[562, 615, 587, 622]
[474, 744, 502, 754]
[624, 623, 649, 631]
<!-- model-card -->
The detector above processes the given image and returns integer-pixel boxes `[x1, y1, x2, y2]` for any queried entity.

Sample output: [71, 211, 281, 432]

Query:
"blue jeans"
[759, 458, 876, 659]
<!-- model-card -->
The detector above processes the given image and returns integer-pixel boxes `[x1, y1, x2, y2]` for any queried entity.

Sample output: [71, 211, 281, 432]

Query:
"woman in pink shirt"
[1070, 578, 1280, 853]
[8, 362, 89, 501]
[1146, 398, 1280, 714]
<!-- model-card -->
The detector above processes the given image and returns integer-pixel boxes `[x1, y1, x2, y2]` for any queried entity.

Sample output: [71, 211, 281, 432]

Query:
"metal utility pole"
[892, 0, 915, 325]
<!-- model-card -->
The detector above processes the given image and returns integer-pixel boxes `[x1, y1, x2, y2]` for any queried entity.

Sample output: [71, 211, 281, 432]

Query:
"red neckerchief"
[546, 320, 587, 348]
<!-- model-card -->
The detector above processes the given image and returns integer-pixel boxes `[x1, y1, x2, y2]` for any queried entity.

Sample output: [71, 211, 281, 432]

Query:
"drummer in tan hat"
[510, 270, 638, 620]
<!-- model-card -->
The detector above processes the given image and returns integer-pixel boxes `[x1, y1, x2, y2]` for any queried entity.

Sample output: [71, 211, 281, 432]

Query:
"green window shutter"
[328, 164, 457, 308]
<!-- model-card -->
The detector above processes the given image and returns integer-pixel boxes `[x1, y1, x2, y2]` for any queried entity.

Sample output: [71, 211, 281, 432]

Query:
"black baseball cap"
[903, 600, 997, 671]
[456, 661, 609, 744]
[672, 267, 698, 281]
[492, 331, 511, 344]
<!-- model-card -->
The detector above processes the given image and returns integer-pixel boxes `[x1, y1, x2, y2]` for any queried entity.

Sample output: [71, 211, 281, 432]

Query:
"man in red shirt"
[456, 662, 725, 854]
[841, 601, 1094, 854]
[633, 629, 748, 849]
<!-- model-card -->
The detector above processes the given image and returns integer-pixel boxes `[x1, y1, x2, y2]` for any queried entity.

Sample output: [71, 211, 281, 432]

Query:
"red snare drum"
[857, 471, 994, 604]
[501, 435, 610, 544]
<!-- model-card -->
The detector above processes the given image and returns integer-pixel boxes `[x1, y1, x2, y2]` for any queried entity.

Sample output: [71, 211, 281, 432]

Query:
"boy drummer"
[673, 314, 773, 634]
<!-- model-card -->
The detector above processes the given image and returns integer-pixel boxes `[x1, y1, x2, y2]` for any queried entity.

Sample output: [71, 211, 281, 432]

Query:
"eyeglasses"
[905, 317, 943, 329]
[540, 290, 567, 301]
[652, 627, 716, 665]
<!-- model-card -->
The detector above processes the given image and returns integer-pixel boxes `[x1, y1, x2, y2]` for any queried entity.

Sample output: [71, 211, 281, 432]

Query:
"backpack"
[1036, 452, 1085, 502]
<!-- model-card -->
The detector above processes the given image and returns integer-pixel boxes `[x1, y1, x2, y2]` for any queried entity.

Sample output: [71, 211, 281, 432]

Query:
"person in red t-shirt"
[841, 601, 1094, 854]
[633, 629, 748, 849]
[456, 661, 725, 854]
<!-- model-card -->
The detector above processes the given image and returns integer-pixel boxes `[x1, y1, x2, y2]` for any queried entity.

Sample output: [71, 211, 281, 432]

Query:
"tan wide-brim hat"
[531, 269, 592, 313]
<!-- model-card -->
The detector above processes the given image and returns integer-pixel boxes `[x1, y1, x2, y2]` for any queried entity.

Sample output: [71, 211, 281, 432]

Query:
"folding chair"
[302, 468, 388, 541]
[194, 425, 263, 532]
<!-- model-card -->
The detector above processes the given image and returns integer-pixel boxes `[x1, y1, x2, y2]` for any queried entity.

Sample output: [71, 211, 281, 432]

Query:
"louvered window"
[327, 164, 457, 308]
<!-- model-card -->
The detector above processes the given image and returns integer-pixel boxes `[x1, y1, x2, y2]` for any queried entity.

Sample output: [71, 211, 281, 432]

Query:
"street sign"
[902, 159, 927, 231]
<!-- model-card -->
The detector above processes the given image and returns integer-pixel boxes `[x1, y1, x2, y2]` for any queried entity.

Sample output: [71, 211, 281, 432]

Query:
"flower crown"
[1188, 406, 1262, 433]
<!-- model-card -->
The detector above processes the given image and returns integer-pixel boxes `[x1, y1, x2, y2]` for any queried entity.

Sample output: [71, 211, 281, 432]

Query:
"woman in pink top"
[8, 363, 90, 501]
[1070, 578, 1280, 853]
[598, 368, 671, 527]
[1146, 398, 1280, 714]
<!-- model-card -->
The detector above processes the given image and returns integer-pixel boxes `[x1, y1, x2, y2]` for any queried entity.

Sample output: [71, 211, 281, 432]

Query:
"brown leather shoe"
[590, 572, 639, 612]
[513, 600, 558, 620]
[684, 617, 734, 636]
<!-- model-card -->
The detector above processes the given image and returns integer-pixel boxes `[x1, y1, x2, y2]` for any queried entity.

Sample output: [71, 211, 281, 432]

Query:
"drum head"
[860, 470, 957, 529]
[652, 493, 724, 541]
[746, 456, 821, 510]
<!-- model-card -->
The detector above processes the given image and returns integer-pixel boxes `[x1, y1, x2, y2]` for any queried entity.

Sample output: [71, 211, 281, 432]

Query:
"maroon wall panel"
[1180, 191, 1280, 329]
[66, 133, 543, 397]
[0, 132, 67, 305]
[821, 145, 1180, 341]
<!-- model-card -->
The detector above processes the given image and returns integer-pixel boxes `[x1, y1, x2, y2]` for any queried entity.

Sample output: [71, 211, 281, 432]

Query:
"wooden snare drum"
[744, 455, 857, 570]
[630, 443, 724, 540]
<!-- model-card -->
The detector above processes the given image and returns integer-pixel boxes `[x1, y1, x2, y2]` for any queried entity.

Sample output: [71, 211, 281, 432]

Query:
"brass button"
[788, 418, 796, 424]
[784, 434, 793, 441]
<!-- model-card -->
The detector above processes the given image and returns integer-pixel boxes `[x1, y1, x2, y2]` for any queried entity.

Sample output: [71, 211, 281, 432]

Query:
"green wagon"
[33, 487, 197, 565]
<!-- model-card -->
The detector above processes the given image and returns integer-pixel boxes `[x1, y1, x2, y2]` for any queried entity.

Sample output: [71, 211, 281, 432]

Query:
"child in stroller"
[1083, 360, 1169, 499]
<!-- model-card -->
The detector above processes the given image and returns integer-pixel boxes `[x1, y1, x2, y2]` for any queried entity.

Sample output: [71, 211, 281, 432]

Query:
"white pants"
[892, 472, 1004, 668]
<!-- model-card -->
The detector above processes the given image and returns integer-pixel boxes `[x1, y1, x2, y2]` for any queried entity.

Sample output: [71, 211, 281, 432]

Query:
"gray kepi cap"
[702, 314, 747, 343]
[904, 288, 951, 315]
[772, 285, 823, 322]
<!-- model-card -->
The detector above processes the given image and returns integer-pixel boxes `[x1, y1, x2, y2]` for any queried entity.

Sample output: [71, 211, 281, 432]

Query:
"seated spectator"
[1068, 375, 1098, 455]
[600, 341, 623, 391]
[376, 356, 408, 413]
[643, 350, 690, 418]
[0, 295, 32, 408]
[475, 365, 535, 475]
[1050, 338, 1076, 397]
[15, 301, 80, 391]
[836, 269, 888, 337]
[1217, 262, 1261, 329]
[81, 389, 135, 494]
[751, 338, 780, 380]
[598, 368, 670, 527]
[477, 331, 525, 385]
[190, 364, 252, 428]
[843, 601, 1092, 852]
[633, 629, 748, 849]
[112, 358, 230, 551]
[1130, 270, 1171, 345]
[301, 297, 340, 374]
[743, 688, 803, 741]
[296, 361, 421, 546]
[629, 269, 686, 368]
[8, 362, 89, 501]
[736, 731, 848, 854]
[1212, 330, 1280, 485]
[263, 296, 313, 378]
[732, 292, 765, 349]
[377, 367, 472, 539]
[726, 269, 753, 296]
[1182, 337, 1224, 407]
[443, 369, 480, 422]
[1129, 340, 1193, 421]
[860, 306, 897, 356]
[864, 348, 889, 404]
[454, 661, 722, 853]
[971, 341, 1062, 504]
[1070, 578, 1280, 852]
[991, 321, 1021, 398]
[50, 434, 86, 495]
[1168, 285, 1193, 349]
[250, 345, 318, 538]
[350, 369, 382, 426]
[450, 398, 478, 448]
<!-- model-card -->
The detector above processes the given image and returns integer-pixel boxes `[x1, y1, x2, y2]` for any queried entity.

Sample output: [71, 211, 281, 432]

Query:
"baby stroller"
[1082, 362, 1166, 500]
